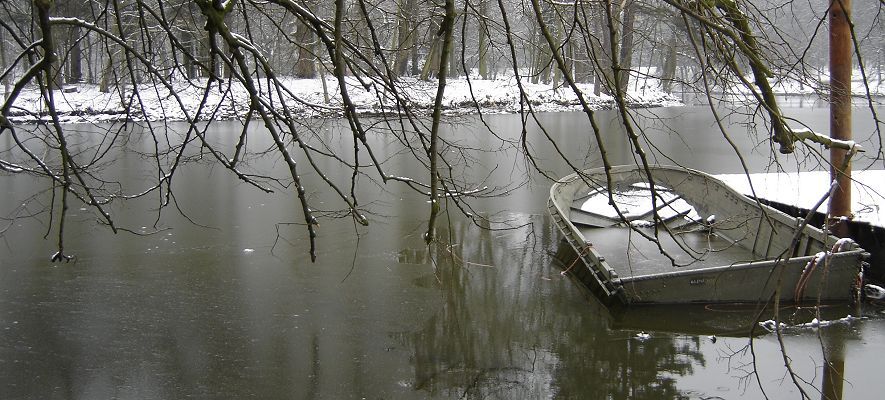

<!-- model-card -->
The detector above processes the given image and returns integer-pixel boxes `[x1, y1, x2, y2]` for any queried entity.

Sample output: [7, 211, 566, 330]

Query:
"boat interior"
[570, 181, 790, 278]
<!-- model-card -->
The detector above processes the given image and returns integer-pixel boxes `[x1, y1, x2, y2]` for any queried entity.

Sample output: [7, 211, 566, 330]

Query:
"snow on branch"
[787, 126, 864, 153]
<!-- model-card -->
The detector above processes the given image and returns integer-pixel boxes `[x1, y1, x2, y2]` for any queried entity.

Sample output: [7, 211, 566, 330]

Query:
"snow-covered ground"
[716, 170, 885, 228]
[4, 76, 681, 124]
[769, 74, 885, 97]
[633, 66, 885, 96]
[7, 68, 882, 124]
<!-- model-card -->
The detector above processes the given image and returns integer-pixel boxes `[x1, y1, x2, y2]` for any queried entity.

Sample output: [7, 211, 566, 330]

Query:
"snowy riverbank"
[5, 76, 681, 125]
[716, 170, 885, 228]
[6, 69, 883, 125]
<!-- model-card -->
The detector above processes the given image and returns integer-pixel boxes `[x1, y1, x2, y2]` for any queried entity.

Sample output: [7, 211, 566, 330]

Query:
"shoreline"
[6, 73, 881, 125]
[5, 76, 681, 125]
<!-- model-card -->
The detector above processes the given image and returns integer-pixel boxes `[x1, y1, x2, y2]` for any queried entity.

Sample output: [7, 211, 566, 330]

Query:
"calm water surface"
[1, 104, 883, 399]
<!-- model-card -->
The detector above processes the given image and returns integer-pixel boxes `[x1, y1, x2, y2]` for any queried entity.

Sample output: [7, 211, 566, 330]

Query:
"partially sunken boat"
[549, 165, 868, 305]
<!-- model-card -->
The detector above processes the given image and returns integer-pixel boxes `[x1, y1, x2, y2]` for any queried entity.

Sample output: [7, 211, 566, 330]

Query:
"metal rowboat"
[548, 165, 867, 305]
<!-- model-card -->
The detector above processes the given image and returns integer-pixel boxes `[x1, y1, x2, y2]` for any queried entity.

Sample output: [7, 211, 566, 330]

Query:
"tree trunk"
[67, 26, 83, 84]
[448, 24, 459, 78]
[223, 41, 232, 80]
[88, 35, 97, 84]
[410, 42, 419, 76]
[552, 15, 567, 87]
[595, 8, 612, 95]
[293, 12, 316, 78]
[535, 34, 551, 82]
[98, 45, 114, 93]
[99, 18, 118, 92]
[0, 28, 9, 96]
[45, 22, 62, 90]
[617, 1, 637, 93]
[180, 29, 196, 79]
[98, 55, 111, 92]
[661, 13, 685, 94]
[420, 19, 442, 80]
[477, 0, 490, 79]
[531, 6, 553, 85]
[420, 35, 440, 80]
[661, 41, 677, 93]
[205, 26, 222, 79]
[393, 0, 417, 77]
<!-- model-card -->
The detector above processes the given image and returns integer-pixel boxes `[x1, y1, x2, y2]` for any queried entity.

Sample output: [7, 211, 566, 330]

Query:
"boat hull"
[618, 252, 862, 304]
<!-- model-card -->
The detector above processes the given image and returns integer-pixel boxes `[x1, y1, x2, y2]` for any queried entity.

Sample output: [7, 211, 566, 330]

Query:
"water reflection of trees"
[396, 214, 704, 399]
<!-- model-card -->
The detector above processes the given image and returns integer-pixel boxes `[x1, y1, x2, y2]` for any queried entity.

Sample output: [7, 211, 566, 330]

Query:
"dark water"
[2, 105, 884, 399]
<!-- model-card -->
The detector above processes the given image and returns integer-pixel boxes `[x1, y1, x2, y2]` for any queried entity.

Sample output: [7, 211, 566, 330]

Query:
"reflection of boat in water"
[548, 165, 868, 306]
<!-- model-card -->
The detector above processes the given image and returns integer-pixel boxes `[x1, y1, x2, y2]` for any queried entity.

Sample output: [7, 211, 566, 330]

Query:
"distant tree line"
[2, 1, 880, 96]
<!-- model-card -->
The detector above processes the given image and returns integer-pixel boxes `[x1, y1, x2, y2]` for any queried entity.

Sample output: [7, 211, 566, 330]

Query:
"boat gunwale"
[616, 250, 865, 284]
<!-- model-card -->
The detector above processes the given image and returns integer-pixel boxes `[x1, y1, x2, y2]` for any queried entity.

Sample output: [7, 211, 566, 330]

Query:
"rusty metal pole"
[829, 0, 852, 237]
